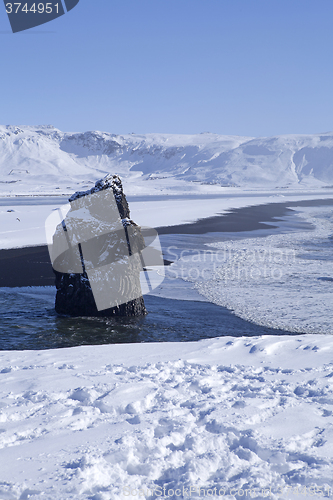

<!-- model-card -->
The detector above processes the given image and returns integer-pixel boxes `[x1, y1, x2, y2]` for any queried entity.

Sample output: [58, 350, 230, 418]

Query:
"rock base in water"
[54, 270, 147, 317]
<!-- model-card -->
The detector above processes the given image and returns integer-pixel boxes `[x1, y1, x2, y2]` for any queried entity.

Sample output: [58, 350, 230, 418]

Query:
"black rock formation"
[53, 174, 147, 317]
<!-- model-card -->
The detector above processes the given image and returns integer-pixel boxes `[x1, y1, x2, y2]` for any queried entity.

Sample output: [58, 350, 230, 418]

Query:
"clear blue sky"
[1, 0, 333, 137]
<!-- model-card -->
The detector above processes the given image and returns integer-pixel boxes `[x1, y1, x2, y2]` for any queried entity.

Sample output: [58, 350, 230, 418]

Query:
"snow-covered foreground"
[1, 335, 333, 500]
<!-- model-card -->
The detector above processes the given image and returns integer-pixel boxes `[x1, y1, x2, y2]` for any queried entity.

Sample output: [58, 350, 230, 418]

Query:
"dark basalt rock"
[53, 174, 147, 317]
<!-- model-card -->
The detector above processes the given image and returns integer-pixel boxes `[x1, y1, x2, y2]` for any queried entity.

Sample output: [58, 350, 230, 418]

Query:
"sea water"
[0, 287, 297, 350]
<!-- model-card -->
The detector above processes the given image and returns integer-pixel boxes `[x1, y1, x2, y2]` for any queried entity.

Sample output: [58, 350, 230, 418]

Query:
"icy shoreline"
[190, 205, 333, 334]
[0, 191, 333, 498]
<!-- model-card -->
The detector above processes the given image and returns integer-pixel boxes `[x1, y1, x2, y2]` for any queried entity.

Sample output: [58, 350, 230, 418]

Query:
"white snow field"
[1, 335, 333, 500]
[2, 125, 333, 196]
[1, 125, 333, 499]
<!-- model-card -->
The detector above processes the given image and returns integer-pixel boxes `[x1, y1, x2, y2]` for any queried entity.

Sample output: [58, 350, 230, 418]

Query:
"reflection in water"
[0, 287, 299, 351]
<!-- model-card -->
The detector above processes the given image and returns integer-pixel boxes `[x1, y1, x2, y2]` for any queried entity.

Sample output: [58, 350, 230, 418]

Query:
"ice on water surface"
[167, 205, 333, 334]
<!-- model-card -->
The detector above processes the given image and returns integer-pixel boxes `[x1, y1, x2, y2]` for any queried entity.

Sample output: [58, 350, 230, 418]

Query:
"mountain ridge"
[1, 125, 333, 195]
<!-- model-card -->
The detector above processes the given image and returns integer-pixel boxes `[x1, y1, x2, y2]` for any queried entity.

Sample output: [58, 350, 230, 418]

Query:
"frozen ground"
[0, 190, 333, 499]
[1, 335, 333, 500]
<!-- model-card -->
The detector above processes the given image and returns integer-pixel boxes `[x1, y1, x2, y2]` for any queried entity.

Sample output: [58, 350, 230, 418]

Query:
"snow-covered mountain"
[1, 124, 333, 195]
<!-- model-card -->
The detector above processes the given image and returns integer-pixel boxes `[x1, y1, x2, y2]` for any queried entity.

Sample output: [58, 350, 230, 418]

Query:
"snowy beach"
[3, 0, 333, 492]
[0, 189, 333, 499]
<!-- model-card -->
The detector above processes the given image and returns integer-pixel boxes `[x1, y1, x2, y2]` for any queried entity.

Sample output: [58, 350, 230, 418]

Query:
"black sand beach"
[156, 198, 333, 234]
[1, 198, 332, 287]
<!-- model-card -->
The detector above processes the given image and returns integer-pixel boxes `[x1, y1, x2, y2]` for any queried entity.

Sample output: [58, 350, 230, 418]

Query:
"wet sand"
[1, 198, 332, 287]
[156, 198, 333, 234]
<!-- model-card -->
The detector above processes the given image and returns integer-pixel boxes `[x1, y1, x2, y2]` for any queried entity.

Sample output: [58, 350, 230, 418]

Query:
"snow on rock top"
[1, 125, 333, 195]
[69, 173, 123, 203]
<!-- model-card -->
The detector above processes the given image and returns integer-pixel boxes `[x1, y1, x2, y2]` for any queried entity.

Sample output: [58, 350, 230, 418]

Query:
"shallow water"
[0, 288, 297, 350]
